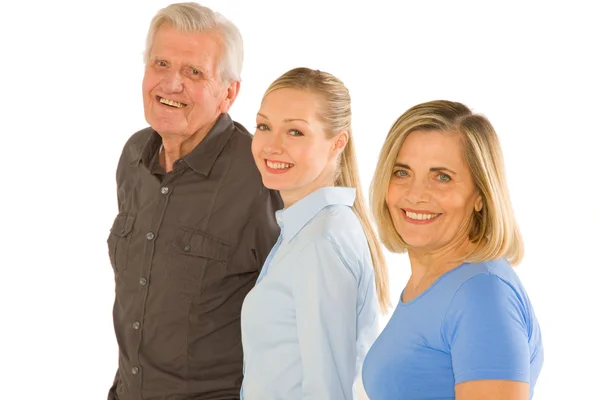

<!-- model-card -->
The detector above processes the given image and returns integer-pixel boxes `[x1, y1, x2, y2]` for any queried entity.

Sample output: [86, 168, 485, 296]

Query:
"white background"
[1, 0, 599, 399]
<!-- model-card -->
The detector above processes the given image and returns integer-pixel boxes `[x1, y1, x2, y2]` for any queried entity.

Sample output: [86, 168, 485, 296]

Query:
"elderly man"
[106, 3, 282, 399]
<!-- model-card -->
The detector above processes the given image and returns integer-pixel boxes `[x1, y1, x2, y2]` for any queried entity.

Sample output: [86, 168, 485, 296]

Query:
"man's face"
[142, 24, 235, 139]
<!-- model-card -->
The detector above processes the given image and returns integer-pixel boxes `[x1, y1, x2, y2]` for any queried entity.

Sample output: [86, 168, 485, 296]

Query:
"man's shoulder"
[125, 126, 154, 148]
[231, 120, 253, 143]
[226, 119, 257, 165]
[119, 127, 154, 163]
[116, 127, 153, 161]
[128, 126, 155, 143]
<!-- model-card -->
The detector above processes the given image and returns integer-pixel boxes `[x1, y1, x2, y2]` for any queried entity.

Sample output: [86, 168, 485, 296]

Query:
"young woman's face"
[252, 88, 344, 206]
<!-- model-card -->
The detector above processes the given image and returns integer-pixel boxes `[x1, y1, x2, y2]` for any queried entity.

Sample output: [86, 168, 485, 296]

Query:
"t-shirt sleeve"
[441, 273, 531, 385]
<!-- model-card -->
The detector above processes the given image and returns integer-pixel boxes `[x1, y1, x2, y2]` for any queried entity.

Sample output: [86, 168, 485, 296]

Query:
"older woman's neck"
[407, 239, 475, 283]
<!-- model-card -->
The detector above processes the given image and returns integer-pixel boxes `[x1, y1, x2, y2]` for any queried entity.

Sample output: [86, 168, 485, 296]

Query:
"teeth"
[406, 211, 440, 221]
[266, 160, 293, 169]
[159, 97, 186, 108]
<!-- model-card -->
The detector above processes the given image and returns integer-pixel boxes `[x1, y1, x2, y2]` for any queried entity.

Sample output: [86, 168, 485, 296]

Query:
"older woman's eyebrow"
[394, 162, 457, 174]
[430, 167, 457, 174]
[394, 162, 411, 169]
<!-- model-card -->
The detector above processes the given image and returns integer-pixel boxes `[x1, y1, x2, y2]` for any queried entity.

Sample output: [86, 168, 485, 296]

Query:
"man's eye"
[156, 60, 167, 67]
[191, 68, 200, 76]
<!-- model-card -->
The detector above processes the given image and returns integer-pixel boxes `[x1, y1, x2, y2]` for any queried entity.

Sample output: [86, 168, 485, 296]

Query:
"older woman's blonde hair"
[370, 100, 524, 265]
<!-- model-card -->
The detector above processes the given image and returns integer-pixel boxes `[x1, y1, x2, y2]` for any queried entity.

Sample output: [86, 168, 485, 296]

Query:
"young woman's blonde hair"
[370, 100, 524, 265]
[264, 67, 391, 311]
[144, 2, 244, 83]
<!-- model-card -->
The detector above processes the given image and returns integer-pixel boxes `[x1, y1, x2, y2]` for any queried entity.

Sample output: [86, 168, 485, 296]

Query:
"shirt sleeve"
[292, 237, 359, 400]
[441, 273, 531, 385]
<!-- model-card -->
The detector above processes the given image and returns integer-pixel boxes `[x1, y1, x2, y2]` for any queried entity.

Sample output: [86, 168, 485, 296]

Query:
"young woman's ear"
[334, 131, 349, 153]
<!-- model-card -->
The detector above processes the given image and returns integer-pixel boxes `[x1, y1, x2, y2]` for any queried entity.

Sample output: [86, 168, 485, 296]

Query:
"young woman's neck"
[280, 185, 329, 209]
[279, 173, 337, 209]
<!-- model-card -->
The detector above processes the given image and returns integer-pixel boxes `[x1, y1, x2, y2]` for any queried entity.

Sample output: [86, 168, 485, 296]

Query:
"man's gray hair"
[144, 2, 243, 83]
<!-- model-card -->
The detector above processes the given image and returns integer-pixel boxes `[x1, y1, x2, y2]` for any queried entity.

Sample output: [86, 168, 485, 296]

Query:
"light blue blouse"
[240, 186, 380, 400]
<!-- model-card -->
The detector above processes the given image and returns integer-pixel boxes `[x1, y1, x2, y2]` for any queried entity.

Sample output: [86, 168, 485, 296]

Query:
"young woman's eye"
[289, 129, 304, 137]
[256, 123, 270, 131]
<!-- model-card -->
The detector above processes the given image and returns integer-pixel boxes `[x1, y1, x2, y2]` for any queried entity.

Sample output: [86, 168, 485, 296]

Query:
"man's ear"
[219, 81, 240, 113]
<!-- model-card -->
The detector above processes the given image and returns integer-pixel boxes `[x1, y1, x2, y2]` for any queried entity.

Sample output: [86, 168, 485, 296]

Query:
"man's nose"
[161, 70, 183, 93]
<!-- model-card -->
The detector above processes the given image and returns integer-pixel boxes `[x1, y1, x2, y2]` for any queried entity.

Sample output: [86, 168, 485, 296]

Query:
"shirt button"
[139, 278, 148, 286]
[132, 321, 141, 330]
[132, 366, 140, 375]
[160, 187, 169, 195]
[146, 232, 155, 240]
[183, 245, 191, 252]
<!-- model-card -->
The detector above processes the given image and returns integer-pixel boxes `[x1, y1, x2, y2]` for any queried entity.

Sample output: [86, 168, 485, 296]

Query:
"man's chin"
[149, 120, 189, 138]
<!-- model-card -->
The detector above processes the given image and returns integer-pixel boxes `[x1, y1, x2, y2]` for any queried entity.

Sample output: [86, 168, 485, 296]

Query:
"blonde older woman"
[362, 100, 543, 400]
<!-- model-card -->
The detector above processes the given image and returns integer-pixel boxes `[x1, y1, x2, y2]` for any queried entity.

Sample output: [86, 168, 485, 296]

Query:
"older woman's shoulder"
[438, 258, 523, 297]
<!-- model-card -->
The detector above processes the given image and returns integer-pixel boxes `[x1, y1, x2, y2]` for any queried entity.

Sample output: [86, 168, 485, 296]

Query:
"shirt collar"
[136, 113, 235, 176]
[276, 186, 356, 243]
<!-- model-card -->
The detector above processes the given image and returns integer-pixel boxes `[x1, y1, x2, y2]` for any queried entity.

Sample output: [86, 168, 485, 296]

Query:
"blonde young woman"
[240, 68, 390, 400]
[362, 100, 543, 400]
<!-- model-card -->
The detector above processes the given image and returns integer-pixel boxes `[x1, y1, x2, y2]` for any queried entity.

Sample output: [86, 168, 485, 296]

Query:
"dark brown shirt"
[107, 114, 282, 400]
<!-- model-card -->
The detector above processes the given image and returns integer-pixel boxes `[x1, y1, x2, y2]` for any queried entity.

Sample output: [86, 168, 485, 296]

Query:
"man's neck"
[158, 118, 220, 172]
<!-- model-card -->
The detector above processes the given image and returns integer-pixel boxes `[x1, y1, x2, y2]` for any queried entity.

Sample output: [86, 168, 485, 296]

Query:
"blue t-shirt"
[362, 258, 543, 399]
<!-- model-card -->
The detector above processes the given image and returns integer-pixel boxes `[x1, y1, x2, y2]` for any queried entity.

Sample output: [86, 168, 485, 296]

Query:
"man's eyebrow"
[187, 63, 206, 73]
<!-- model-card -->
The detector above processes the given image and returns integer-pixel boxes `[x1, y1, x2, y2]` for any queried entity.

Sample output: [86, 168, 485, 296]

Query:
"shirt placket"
[129, 163, 184, 398]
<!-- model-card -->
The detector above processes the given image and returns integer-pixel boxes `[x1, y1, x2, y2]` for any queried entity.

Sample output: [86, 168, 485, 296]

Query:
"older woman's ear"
[475, 196, 483, 212]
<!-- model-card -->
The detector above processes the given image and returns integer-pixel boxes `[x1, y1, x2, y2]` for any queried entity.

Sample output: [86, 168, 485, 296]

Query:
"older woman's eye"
[393, 169, 408, 177]
[437, 173, 451, 182]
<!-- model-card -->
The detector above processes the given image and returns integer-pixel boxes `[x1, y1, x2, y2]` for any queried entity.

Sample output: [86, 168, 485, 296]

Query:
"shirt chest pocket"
[107, 213, 136, 277]
[167, 227, 231, 302]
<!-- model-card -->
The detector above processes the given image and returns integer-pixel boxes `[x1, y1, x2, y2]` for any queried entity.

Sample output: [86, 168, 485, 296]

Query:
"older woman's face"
[386, 130, 482, 253]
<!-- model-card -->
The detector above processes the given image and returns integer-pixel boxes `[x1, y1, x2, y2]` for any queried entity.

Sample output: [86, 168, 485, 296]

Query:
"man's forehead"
[151, 25, 222, 62]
